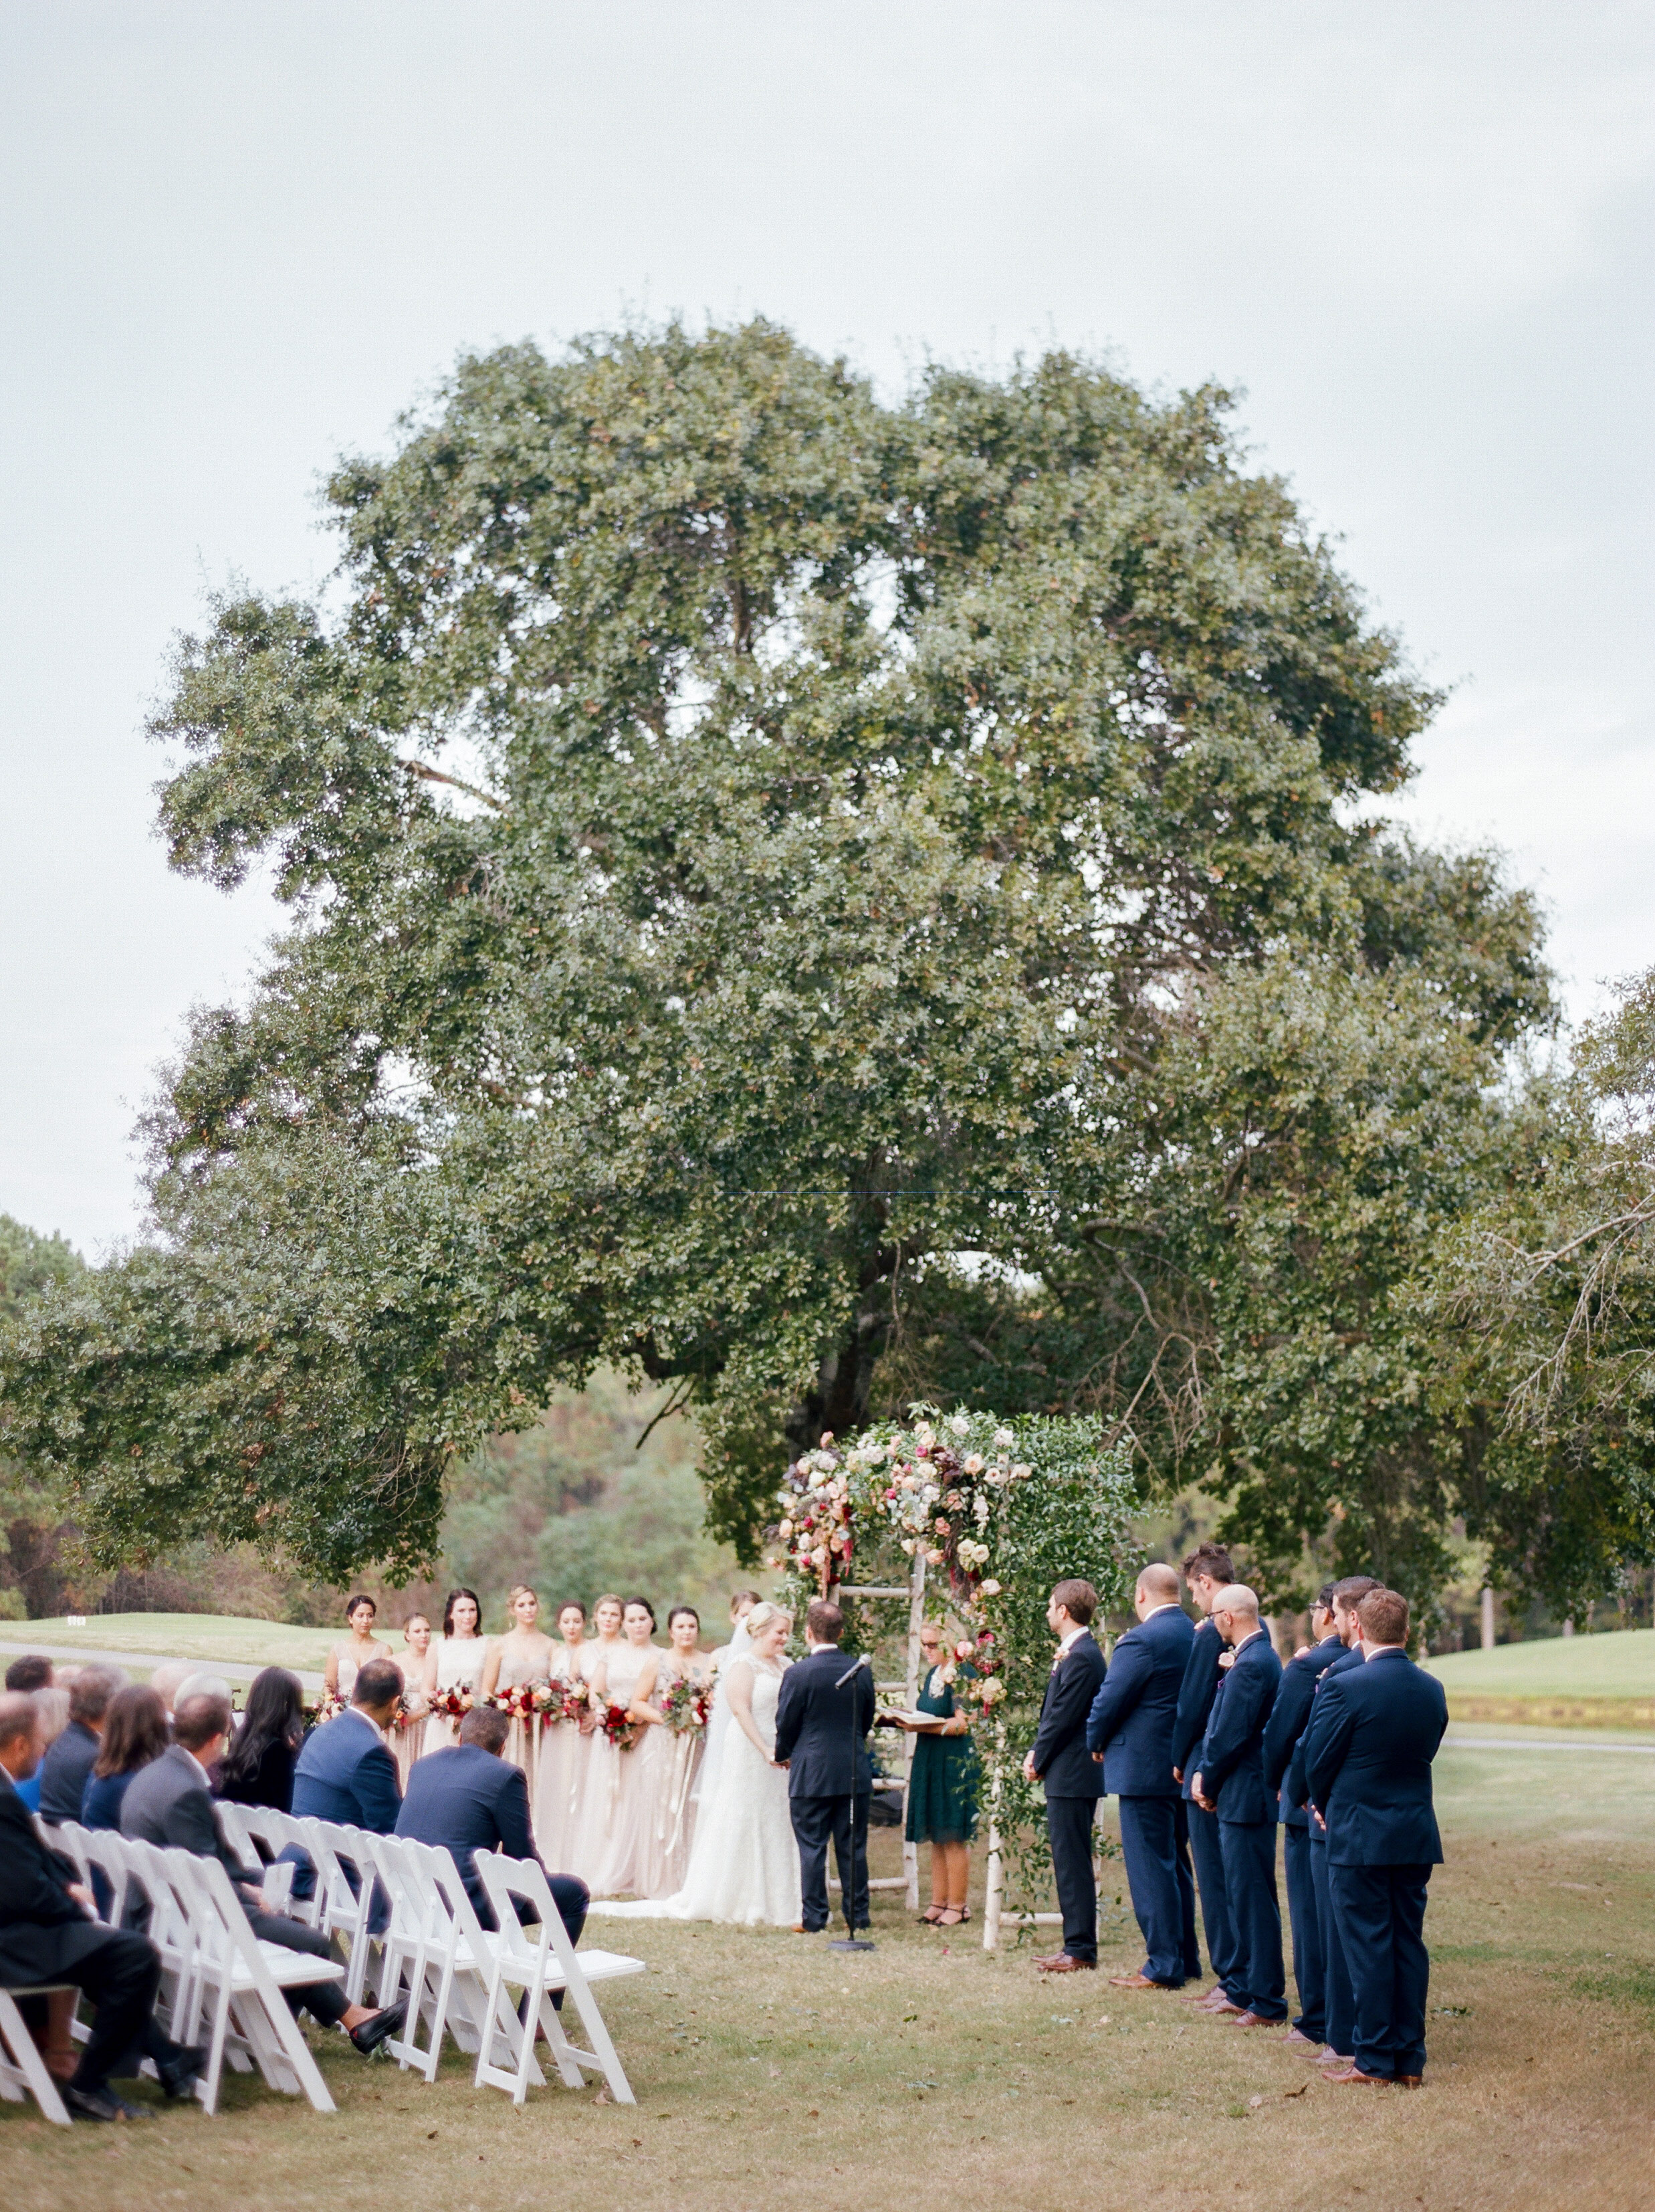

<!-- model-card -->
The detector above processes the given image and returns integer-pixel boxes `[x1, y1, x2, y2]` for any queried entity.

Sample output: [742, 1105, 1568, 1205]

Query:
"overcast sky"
[3, 1, 1651, 1254]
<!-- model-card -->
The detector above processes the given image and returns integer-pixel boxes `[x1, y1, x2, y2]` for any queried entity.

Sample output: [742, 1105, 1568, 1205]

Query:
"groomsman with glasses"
[1262, 1583, 1344, 2050]
[1170, 1543, 1239, 2005]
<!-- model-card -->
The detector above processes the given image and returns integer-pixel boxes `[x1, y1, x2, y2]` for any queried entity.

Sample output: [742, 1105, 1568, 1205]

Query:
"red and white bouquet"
[488, 1682, 542, 1724]
[392, 1691, 426, 1732]
[600, 1701, 641, 1752]
[768, 1433, 856, 1589]
[308, 1692, 348, 1726]
[431, 1684, 474, 1724]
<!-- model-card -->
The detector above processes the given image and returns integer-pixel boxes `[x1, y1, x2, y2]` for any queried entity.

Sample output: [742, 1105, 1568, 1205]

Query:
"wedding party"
[3, 7, 1652, 2209]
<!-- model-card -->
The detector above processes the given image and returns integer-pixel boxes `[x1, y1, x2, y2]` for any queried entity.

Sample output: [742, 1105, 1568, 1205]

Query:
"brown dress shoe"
[1325, 2065, 1394, 2086]
[1281, 2026, 1319, 2048]
[1108, 1973, 1176, 1990]
[1396, 2074, 1423, 2088]
[1229, 2011, 1278, 2028]
[1036, 1954, 1097, 1973]
[1180, 1983, 1224, 2005]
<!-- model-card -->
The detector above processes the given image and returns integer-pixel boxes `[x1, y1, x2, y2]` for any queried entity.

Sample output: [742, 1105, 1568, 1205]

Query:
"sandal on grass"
[937, 1907, 966, 1928]
[919, 1906, 945, 1924]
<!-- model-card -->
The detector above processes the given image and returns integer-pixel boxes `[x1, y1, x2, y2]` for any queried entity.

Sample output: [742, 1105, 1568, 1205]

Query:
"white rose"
[964, 1453, 984, 1475]
[948, 1413, 971, 1437]
[980, 1578, 1002, 1596]
[992, 1427, 1014, 1449]
[1011, 1462, 1032, 1482]
[900, 1538, 915, 1556]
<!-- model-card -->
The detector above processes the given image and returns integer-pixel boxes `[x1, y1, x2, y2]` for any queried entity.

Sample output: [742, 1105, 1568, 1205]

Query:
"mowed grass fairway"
[5, 1737, 1652, 2212]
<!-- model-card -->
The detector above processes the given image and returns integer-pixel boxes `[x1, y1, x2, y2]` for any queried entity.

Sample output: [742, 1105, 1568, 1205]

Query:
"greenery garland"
[769, 1403, 1141, 1920]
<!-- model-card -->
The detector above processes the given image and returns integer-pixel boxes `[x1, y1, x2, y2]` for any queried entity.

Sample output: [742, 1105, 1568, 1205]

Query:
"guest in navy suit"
[1262, 1583, 1343, 2047]
[1287, 1574, 1377, 2065]
[397, 1704, 589, 1963]
[287, 1658, 403, 1924]
[1170, 1542, 1238, 2000]
[1026, 1579, 1109, 1974]
[1191, 1585, 1284, 2025]
[1307, 1588, 1448, 2087]
[1085, 1562, 1199, 1989]
[37, 1666, 122, 1827]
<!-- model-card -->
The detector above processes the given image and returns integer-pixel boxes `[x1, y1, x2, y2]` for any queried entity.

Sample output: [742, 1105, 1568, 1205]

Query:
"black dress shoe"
[64, 2084, 156, 2123]
[157, 2043, 208, 2100]
[348, 1999, 407, 2054]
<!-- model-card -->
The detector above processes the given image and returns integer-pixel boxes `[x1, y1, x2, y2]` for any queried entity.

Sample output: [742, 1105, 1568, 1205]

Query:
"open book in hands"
[879, 1707, 952, 1730]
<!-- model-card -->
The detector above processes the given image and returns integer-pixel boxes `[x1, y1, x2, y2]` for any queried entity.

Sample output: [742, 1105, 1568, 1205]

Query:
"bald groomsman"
[1307, 1588, 1448, 2087]
[1190, 1585, 1284, 2027]
[1085, 1562, 1200, 1989]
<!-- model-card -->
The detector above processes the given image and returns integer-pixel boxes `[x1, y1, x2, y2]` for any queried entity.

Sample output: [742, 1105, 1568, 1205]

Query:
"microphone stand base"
[829, 1938, 877, 1952]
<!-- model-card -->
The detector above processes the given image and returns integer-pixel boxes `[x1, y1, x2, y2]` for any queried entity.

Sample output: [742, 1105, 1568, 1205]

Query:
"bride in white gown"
[589, 1601, 802, 1928]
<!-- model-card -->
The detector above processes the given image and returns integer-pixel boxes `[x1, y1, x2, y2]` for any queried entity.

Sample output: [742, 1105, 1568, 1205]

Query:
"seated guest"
[82, 1686, 170, 1831]
[174, 1671, 235, 1708]
[4, 1654, 53, 1692]
[291, 1658, 404, 1830]
[397, 1704, 590, 1961]
[1190, 1585, 1285, 2028]
[1085, 1561, 1200, 1990]
[38, 1665, 124, 1826]
[1307, 1587, 1448, 2088]
[0, 1691, 204, 2122]
[15, 1686, 70, 1813]
[146, 1661, 192, 1720]
[122, 1690, 403, 2053]
[214, 1667, 304, 1811]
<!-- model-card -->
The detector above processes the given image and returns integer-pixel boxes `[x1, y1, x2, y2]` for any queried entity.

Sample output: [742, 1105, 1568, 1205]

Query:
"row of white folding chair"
[358, 1834, 643, 2106]
[49, 1823, 345, 2116]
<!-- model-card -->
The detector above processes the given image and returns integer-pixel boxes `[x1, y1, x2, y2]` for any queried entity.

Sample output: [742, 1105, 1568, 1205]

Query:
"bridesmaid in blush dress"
[323, 1594, 393, 1705]
[479, 1584, 557, 1802]
[590, 1597, 664, 1898]
[535, 1601, 597, 1866]
[649, 1605, 712, 1897]
[422, 1587, 487, 1753]
[391, 1611, 433, 1790]
[566, 1593, 626, 1888]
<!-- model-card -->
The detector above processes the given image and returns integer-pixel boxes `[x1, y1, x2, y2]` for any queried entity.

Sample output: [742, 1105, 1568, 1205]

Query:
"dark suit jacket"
[1305, 1649, 1448, 1867]
[120, 1744, 258, 1880]
[37, 1720, 100, 1827]
[1032, 1631, 1107, 1799]
[1194, 1630, 1281, 1825]
[1083, 1605, 1192, 1796]
[0, 1767, 106, 1984]
[291, 1710, 401, 1833]
[1262, 1634, 1345, 1828]
[772, 1649, 877, 1798]
[1285, 1641, 1364, 1821]
[1170, 1616, 1226, 1797]
[395, 1744, 544, 1920]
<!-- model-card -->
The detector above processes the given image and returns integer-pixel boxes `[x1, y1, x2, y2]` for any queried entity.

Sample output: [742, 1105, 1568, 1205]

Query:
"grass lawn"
[4, 1738, 1650, 2211]
[1424, 1628, 1654, 1729]
[4, 1614, 348, 1674]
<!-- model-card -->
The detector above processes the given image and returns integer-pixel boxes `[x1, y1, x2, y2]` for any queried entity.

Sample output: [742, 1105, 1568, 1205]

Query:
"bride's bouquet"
[661, 1677, 711, 1736]
[600, 1701, 642, 1752]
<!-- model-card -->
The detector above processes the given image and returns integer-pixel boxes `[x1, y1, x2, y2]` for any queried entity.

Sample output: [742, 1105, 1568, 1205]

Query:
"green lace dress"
[904, 1663, 982, 1845]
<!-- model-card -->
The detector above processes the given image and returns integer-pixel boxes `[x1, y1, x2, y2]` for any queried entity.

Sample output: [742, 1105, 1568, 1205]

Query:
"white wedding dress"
[588, 1648, 802, 1928]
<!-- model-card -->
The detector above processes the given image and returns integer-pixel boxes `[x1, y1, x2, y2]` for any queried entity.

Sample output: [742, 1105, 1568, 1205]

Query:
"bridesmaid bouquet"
[487, 1683, 543, 1723]
[661, 1678, 711, 1736]
[550, 1682, 590, 1724]
[432, 1684, 475, 1722]
[309, 1692, 348, 1726]
[392, 1691, 426, 1731]
[600, 1701, 642, 1752]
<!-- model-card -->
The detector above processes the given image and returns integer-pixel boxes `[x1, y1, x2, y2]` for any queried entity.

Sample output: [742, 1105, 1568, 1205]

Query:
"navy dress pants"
[1217, 1818, 1286, 2020]
[1117, 1796, 1191, 1985]
[1172, 1797, 1202, 1979]
[1327, 1861, 1433, 2080]
[1283, 1823, 1325, 2041]
[1185, 1794, 1236, 1985]
[1310, 1834, 1355, 2055]
[1044, 1795, 1099, 1962]
[790, 1793, 870, 1932]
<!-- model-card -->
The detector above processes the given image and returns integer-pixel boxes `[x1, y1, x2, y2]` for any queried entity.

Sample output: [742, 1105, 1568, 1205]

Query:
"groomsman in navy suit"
[1170, 1543, 1238, 2002]
[1307, 1587, 1448, 2086]
[1085, 1561, 1199, 1989]
[1025, 1579, 1109, 1974]
[1190, 1586, 1285, 2025]
[1262, 1583, 1343, 2047]
[1286, 1574, 1377, 2064]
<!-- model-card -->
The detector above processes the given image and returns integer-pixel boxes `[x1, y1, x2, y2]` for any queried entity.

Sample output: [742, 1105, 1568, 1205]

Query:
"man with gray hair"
[37, 1664, 126, 1826]
[1190, 1585, 1285, 2026]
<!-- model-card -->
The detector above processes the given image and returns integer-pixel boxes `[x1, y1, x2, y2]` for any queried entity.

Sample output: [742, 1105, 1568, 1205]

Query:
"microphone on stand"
[830, 1651, 875, 1952]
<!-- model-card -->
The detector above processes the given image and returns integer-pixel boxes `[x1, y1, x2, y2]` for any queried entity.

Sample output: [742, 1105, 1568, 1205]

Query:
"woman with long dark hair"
[423, 1587, 487, 1752]
[215, 1666, 305, 1811]
[81, 1684, 170, 1829]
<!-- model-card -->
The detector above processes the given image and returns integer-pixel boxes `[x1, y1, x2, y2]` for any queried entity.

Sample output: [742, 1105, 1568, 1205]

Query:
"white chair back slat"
[471, 1849, 642, 2108]
[300, 1817, 382, 2003]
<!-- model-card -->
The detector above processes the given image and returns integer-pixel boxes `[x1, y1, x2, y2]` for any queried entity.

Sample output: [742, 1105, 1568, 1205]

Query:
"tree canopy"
[0, 320, 1555, 1599]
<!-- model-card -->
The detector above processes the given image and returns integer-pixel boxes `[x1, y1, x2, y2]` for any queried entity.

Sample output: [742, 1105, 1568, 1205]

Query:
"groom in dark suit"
[1085, 1561, 1198, 1989]
[773, 1599, 877, 1936]
[1027, 1578, 1108, 1974]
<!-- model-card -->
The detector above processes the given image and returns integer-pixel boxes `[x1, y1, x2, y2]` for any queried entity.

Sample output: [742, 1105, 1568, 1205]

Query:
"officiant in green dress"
[896, 1625, 982, 1928]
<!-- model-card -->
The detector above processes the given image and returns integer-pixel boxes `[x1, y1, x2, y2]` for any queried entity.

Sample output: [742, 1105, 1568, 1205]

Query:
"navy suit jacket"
[1285, 1641, 1363, 1822]
[37, 1720, 100, 1827]
[1032, 1631, 1107, 1799]
[1262, 1634, 1345, 1829]
[1194, 1630, 1281, 1825]
[1083, 1605, 1193, 1796]
[396, 1743, 545, 1919]
[1170, 1617, 1226, 1797]
[772, 1649, 877, 1798]
[1305, 1649, 1448, 1867]
[292, 1709, 402, 1833]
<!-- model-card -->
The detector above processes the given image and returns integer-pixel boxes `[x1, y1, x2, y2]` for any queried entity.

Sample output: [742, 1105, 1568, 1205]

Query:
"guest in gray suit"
[121, 1692, 402, 2052]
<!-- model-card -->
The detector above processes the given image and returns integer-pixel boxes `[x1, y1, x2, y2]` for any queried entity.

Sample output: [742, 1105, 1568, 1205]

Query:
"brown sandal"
[919, 1905, 945, 1924]
[937, 1906, 966, 1928]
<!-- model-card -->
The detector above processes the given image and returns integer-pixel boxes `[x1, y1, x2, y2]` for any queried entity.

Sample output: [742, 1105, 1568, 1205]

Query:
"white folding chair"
[238, 1807, 318, 1926]
[364, 1835, 487, 2080]
[160, 1849, 344, 2116]
[0, 1986, 72, 2124]
[471, 1849, 644, 2107]
[302, 1819, 384, 2004]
